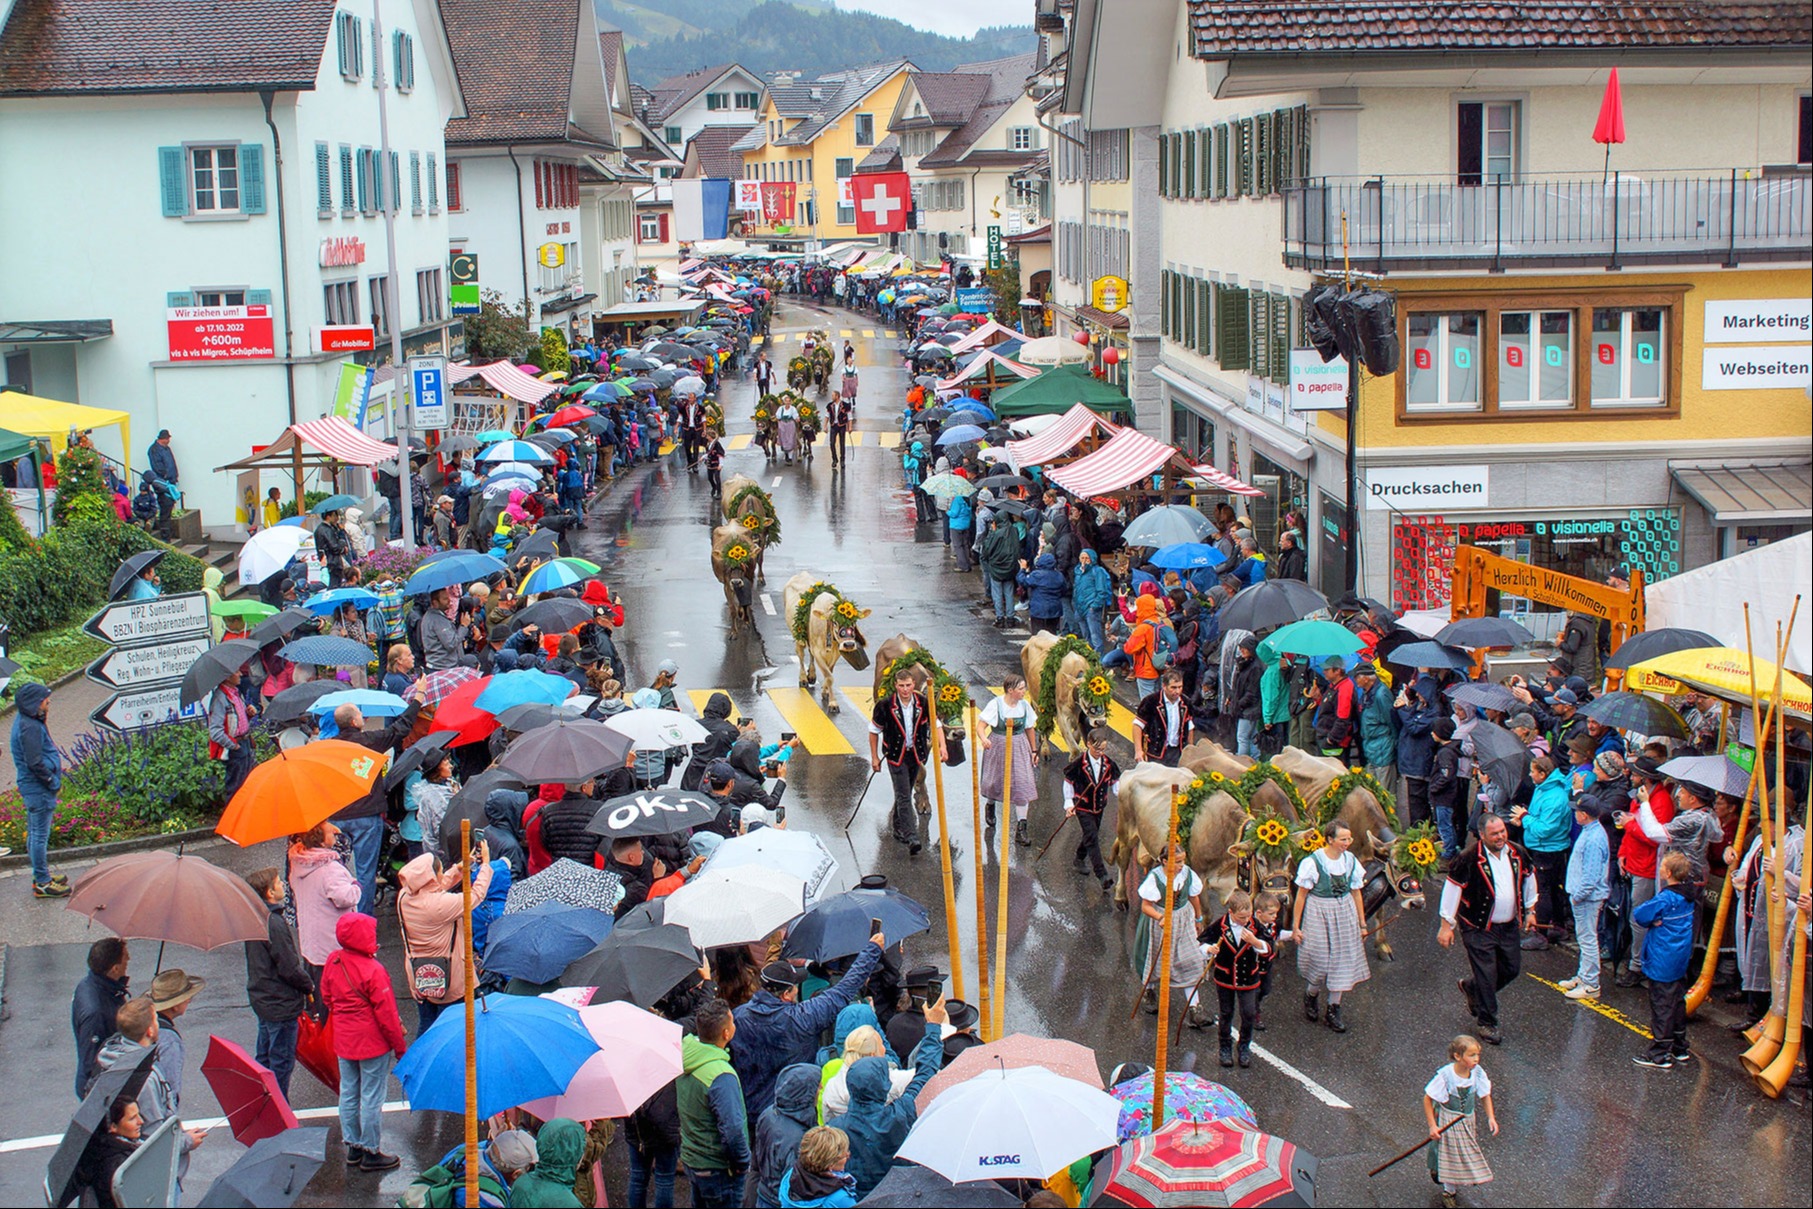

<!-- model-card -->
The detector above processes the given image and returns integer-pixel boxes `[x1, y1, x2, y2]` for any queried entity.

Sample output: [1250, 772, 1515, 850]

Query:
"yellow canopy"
[0, 392, 133, 467]
[1629, 646, 1813, 719]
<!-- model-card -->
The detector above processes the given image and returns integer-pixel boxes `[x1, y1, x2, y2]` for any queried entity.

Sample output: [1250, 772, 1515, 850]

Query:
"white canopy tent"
[1645, 531, 1810, 674]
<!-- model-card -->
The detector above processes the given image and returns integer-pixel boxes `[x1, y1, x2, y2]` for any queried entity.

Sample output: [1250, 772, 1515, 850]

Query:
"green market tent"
[0, 426, 38, 464]
[988, 364, 1131, 418]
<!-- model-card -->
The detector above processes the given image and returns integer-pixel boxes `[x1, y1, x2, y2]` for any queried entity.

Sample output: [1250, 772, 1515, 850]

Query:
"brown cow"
[1179, 740, 1300, 819]
[869, 633, 932, 813]
[782, 573, 871, 713]
[1107, 762, 1251, 911]
[720, 473, 774, 584]
[709, 523, 761, 635]
[1020, 633, 1107, 757]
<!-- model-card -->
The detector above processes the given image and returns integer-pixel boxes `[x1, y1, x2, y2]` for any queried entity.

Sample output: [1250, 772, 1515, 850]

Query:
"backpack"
[376, 468, 400, 500]
[1144, 620, 1173, 671]
[396, 1144, 508, 1208]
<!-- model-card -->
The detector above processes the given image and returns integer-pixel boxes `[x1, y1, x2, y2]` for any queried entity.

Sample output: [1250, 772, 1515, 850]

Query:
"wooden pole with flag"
[1593, 67, 1626, 182]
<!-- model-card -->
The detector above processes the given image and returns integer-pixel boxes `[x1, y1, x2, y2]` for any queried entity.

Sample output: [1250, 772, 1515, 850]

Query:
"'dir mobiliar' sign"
[167, 304, 276, 362]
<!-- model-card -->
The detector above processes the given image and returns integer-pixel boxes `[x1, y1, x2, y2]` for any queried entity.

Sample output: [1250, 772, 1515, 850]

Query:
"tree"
[464, 289, 533, 362]
[982, 253, 1022, 327]
[51, 444, 110, 526]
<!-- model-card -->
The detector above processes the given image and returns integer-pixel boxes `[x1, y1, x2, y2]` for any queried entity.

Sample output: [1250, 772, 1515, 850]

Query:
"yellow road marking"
[658, 440, 676, 456]
[846, 431, 864, 446]
[877, 431, 902, 448]
[884, 330, 898, 339]
[726, 434, 753, 450]
[1105, 698, 1137, 743]
[685, 690, 740, 723]
[861, 329, 875, 338]
[840, 685, 876, 719]
[766, 686, 855, 755]
[839, 329, 853, 338]
[1525, 974, 1653, 1038]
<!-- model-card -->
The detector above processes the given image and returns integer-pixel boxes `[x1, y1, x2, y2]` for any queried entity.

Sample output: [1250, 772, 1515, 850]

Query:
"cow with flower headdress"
[782, 574, 871, 713]
[1020, 633, 1110, 758]
[710, 524, 762, 636]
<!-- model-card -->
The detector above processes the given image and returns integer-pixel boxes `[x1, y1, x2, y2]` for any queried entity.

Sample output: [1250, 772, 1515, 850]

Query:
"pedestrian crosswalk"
[719, 431, 901, 453]
[768, 330, 897, 342]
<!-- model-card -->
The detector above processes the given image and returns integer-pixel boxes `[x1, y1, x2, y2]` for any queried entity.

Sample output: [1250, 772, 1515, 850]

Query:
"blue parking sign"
[408, 356, 448, 429]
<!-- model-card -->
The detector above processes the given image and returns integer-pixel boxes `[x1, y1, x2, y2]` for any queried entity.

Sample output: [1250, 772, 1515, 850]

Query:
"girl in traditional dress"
[775, 398, 801, 464]
[1423, 1034, 1497, 1208]
[1293, 818, 1370, 1033]
[1136, 842, 1211, 1029]
[978, 675, 1039, 845]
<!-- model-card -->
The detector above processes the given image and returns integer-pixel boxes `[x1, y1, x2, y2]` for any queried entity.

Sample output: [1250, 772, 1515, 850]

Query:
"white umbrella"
[704, 829, 842, 903]
[897, 1067, 1122, 1183]
[1395, 609, 1450, 638]
[672, 376, 707, 396]
[1016, 335, 1089, 366]
[603, 708, 710, 751]
[664, 866, 806, 948]
[237, 525, 311, 586]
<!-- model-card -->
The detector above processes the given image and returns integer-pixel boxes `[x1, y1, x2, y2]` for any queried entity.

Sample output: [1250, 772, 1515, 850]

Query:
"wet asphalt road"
[0, 299, 1807, 1207]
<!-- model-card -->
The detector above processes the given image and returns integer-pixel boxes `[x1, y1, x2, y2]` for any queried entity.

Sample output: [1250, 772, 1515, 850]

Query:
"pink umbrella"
[518, 1001, 681, 1120]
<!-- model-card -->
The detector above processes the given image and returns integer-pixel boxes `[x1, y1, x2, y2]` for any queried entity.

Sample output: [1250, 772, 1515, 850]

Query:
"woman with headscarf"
[977, 676, 1039, 843]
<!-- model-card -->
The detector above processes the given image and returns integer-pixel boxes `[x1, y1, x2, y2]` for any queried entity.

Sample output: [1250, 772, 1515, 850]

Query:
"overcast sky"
[832, 0, 1031, 38]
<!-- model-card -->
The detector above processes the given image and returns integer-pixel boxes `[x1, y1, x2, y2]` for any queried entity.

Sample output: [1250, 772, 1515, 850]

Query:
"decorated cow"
[783, 574, 871, 713]
[1021, 633, 1111, 756]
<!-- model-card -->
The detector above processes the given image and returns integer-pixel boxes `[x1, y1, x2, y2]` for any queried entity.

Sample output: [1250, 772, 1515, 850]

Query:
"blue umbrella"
[481, 902, 615, 983]
[308, 493, 361, 515]
[403, 553, 508, 597]
[781, 888, 930, 962]
[478, 440, 554, 465]
[274, 515, 308, 528]
[520, 560, 591, 596]
[474, 669, 576, 715]
[935, 424, 987, 446]
[1148, 542, 1228, 571]
[310, 688, 409, 717]
[949, 401, 997, 423]
[300, 587, 380, 616]
[483, 469, 541, 492]
[277, 634, 376, 667]
[395, 993, 599, 1118]
[1389, 640, 1475, 673]
[475, 428, 517, 443]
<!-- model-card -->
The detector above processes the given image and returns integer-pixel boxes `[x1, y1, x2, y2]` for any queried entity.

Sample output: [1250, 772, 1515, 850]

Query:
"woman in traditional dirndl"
[1292, 818, 1371, 1033]
[978, 675, 1039, 845]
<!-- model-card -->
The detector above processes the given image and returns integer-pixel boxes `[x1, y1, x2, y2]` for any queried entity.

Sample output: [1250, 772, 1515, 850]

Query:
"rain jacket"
[398, 853, 492, 1005]
[1260, 658, 1289, 728]
[289, 843, 360, 965]
[677, 1034, 751, 1174]
[1231, 653, 1263, 723]
[978, 522, 1020, 581]
[1071, 551, 1112, 613]
[1016, 552, 1067, 621]
[318, 913, 406, 1060]
[731, 943, 882, 1120]
[72, 969, 130, 1098]
[1632, 883, 1696, 982]
[683, 692, 739, 790]
[1566, 817, 1611, 903]
[1355, 680, 1398, 767]
[508, 1117, 583, 1207]
[1521, 774, 1575, 853]
[471, 859, 513, 955]
[246, 899, 313, 1023]
[751, 1063, 821, 1208]
[9, 682, 60, 794]
[825, 1025, 944, 1199]
[1122, 596, 1162, 680]
[1394, 678, 1442, 780]
[946, 493, 973, 532]
[778, 1167, 859, 1208]
[485, 790, 531, 878]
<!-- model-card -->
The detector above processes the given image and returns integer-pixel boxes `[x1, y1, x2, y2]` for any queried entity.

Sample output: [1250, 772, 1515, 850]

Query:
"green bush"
[62, 723, 232, 824]
[0, 487, 35, 554]
[0, 513, 207, 637]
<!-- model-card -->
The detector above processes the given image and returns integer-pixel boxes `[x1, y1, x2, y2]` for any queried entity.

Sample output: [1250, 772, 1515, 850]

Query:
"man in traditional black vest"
[1063, 727, 1121, 892]
[868, 669, 931, 854]
[1134, 670, 1193, 767]
[678, 396, 705, 468]
[1438, 814, 1539, 1046]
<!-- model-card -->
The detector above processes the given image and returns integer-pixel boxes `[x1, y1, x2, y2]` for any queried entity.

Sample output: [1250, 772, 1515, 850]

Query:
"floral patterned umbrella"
[415, 665, 483, 706]
[1109, 1072, 1257, 1144]
[505, 858, 624, 916]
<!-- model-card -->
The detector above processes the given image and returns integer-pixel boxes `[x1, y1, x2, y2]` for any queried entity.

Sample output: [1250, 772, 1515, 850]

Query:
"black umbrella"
[249, 608, 317, 647]
[614, 898, 667, 932]
[1448, 681, 1520, 715]
[561, 921, 701, 1007]
[179, 638, 261, 706]
[616, 354, 661, 371]
[1604, 627, 1724, 672]
[107, 550, 166, 601]
[507, 597, 593, 635]
[196, 1125, 328, 1208]
[440, 433, 482, 454]
[975, 473, 1033, 495]
[382, 731, 461, 791]
[988, 498, 1031, 519]
[498, 718, 635, 783]
[917, 407, 953, 424]
[1437, 616, 1536, 650]
[1467, 720, 1532, 800]
[585, 789, 723, 838]
[1580, 691, 1690, 739]
[1329, 592, 1393, 616]
[645, 342, 698, 361]
[1216, 580, 1331, 634]
[782, 887, 931, 962]
[439, 768, 527, 856]
[1388, 640, 1475, 673]
[46, 1048, 155, 1208]
[625, 377, 659, 392]
[263, 680, 342, 726]
[513, 530, 563, 566]
[857, 1163, 1020, 1207]
[497, 701, 584, 731]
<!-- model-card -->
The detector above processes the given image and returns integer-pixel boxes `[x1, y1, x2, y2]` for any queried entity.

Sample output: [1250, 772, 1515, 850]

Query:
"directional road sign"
[82, 592, 210, 645]
[85, 635, 214, 691]
[91, 684, 205, 732]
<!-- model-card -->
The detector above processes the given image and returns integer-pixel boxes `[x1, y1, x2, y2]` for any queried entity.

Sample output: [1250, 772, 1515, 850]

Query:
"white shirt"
[1295, 850, 1361, 892]
[1062, 755, 1117, 809]
[1486, 847, 1516, 922]
[1425, 1063, 1491, 1103]
[1139, 866, 1203, 904]
[979, 696, 1037, 732]
[868, 695, 918, 738]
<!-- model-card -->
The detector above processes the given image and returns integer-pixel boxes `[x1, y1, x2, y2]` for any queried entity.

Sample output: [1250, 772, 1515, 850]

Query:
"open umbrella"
[215, 740, 385, 847]
[1659, 753, 1751, 798]
[263, 680, 342, 725]
[195, 1126, 328, 1209]
[107, 550, 166, 601]
[563, 920, 701, 1007]
[179, 639, 260, 706]
[1437, 616, 1536, 650]
[857, 1165, 1021, 1207]
[1448, 681, 1520, 715]
[478, 439, 555, 465]
[1216, 580, 1329, 633]
[237, 525, 312, 585]
[429, 676, 501, 746]
[1148, 543, 1228, 572]
[547, 404, 598, 428]
[497, 701, 584, 732]
[381, 731, 460, 792]
[935, 424, 986, 447]
[949, 401, 998, 423]
[664, 866, 808, 948]
[782, 886, 930, 963]
[1257, 619, 1362, 662]
[975, 472, 1033, 494]
[919, 472, 976, 502]
[308, 493, 361, 515]
[1090, 1119, 1318, 1208]
[483, 902, 616, 984]
[1108, 1072, 1257, 1144]
[898, 1067, 1122, 1184]
[1603, 627, 1722, 672]
[520, 558, 593, 596]
[415, 665, 483, 706]
[586, 789, 724, 839]
[474, 669, 578, 715]
[311, 688, 410, 720]
[66, 850, 269, 950]
[299, 586, 379, 616]
[475, 428, 517, 443]
[506, 858, 624, 915]
[603, 707, 710, 751]
[498, 718, 635, 783]
[508, 597, 595, 635]
[513, 530, 564, 566]
[702, 830, 840, 903]
[1466, 720, 1532, 800]
[439, 433, 482, 454]
[248, 608, 317, 647]
[917, 1034, 1103, 1110]
[45, 1049, 155, 1208]
[438, 768, 526, 856]
[1581, 691, 1689, 739]
[277, 634, 375, 667]
[212, 599, 278, 623]
[1627, 647, 1813, 717]
[395, 993, 601, 1119]
[402, 552, 508, 597]
[200, 1034, 299, 1146]
[1387, 641, 1475, 673]
[1123, 507, 1214, 548]
[518, 1001, 682, 1121]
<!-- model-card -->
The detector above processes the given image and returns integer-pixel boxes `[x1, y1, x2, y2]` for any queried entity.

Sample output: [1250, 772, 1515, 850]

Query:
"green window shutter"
[240, 144, 266, 213]
[1274, 108, 1293, 189]
[315, 142, 332, 213]
[1218, 285, 1250, 370]
[1270, 293, 1292, 384]
[247, 289, 273, 306]
[158, 146, 189, 216]
[1184, 131, 1197, 199]
[410, 151, 422, 212]
[1198, 280, 1214, 356]
[166, 291, 196, 307]
[339, 145, 354, 211]
[1184, 273, 1197, 342]
[1171, 134, 1183, 198]
[357, 148, 370, 212]
[336, 13, 349, 76]
[1297, 105, 1312, 179]
[1238, 119, 1254, 196]
[389, 151, 401, 213]
[1161, 270, 1173, 336]
[1250, 292, 1271, 379]
[427, 153, 439, 210]
[1254, 113, 1272, 196]
[1159, 134, 1171, 197]
[1199, 129, 1213, 197]
[1214, 125, 1229, 198]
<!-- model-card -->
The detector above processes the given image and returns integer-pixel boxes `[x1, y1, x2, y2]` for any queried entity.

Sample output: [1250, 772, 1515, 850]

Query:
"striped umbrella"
[415, 665, 482, 706]
[520, 558, 593, 595]
[1091, 1119, 1318, 1207]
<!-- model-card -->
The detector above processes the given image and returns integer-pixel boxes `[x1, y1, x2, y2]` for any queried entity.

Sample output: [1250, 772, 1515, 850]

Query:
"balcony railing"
[1282, 171, 1812, 272]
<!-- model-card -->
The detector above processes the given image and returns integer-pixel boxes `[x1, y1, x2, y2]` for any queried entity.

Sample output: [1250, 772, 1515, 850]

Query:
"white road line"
[1247, 1043, 1353, 1109]
[760, 593, 777, 615]
[0, 1101, 417, 1153]
[770, 475, 782, 488]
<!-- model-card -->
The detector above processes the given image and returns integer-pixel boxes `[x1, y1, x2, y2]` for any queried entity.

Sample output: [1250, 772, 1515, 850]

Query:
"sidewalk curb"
[0, 825, 221, 874]
[0, 664, 92, 723]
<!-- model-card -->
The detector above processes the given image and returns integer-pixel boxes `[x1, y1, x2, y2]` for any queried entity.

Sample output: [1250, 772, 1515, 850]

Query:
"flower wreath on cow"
[789, 581, 862, 646]
[721, 540, 759, 576]
[878, 648, 969, 726]
[727, 482, 781, 547]
[1031, 635, 1112, 742]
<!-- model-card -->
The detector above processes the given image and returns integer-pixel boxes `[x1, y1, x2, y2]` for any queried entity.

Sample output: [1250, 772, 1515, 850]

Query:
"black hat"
[1433, 718, 1457, 741]
[705, 760, 737, 791]
[944, 999, 979, 1032]
[858, 874, 889, 891]
[759, 961, 807, 990]
[903, 965, 942, 991]
[1633, 755, 1665, 781]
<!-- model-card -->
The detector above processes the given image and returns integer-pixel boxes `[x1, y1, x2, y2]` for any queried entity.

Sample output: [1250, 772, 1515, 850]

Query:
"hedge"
[0, 509, 207, 637]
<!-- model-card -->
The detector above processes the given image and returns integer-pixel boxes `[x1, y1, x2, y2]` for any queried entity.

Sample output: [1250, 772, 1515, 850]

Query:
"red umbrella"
[202, 1034, 300, 1146]
[1593, 67, 1625, 180]
[548, 403, 597, 428]
[1091, 1119, 1317, 1207]
[429, 675, 501, 746]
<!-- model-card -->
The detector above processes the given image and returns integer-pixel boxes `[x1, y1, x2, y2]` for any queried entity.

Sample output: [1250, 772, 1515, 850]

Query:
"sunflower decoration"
[1032, 635, 1111, 740]
[1170, 774, 1224, 851]
[835, 598, 862, 621]
[1087, 674, 1112, 699]
[1243, 809, 1296, 869]
[1239, 762, 1309, 820]
[722, 542, 757, 572]
[1209, 770, 1226, 783]
[1392, 822, 1444, 884]
[789, 581, 840, 645]
[1298, 827, 1327, 855]
[741, 514, 762, 530]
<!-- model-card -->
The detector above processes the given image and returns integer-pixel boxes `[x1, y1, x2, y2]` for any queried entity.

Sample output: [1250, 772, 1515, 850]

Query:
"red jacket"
[318, 913, 407, 1061]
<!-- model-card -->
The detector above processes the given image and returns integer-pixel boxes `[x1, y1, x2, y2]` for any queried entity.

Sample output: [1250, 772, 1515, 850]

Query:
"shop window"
[1406, 312, 1483, 412]
[1590, 308, 1666, 408]
[1497, 311, 1573, 409]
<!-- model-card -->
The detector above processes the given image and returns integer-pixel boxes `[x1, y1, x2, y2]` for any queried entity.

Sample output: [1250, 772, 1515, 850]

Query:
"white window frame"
[1454, 95, 1525, 183]
[188, 143, 242, 214]
[416, 267, 444, 324]
[1496, 309, 1574, 410]
[1405, 311, 1485, 413]
[1008, 126, 1035, 151]
[193, 288, 247, 308]
[1589, 307, 1668, 409]
[639, 212, 663, 242]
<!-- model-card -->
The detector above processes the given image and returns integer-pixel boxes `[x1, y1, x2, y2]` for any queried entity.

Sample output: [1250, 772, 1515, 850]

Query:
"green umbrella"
[1257, 618, 1364, 663]
[920, 472, 977, 502]
[212, 599, 279, 621]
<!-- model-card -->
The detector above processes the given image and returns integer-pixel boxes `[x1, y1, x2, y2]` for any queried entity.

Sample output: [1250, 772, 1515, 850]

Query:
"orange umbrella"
[216, 740, 385, 846]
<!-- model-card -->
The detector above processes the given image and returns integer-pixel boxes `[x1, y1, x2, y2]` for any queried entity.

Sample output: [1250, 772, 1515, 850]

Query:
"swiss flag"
[851, 172, 912, 234]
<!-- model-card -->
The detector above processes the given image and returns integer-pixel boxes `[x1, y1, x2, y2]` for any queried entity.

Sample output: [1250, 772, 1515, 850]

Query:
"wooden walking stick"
[931, 707, 966, 1003]
[970, 703, 993, 1040]
[1367, 1119, 1464, 1178]
[1034, 813, 1074, 861]
[991, 712, 1014, 1040]
[460, 819, 479, 1209]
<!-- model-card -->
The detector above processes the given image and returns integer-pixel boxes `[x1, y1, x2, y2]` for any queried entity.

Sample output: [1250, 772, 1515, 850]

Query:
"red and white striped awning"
[1188, 465, 1266, 497]
[936, 349, 1039, 391]
[449, 360, 558, 405]
[1005, 403, 1119, 467]
[1048, 427, 1179, 497]
[259, 416, 399, 466]
[948, 319, 1020, 354]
